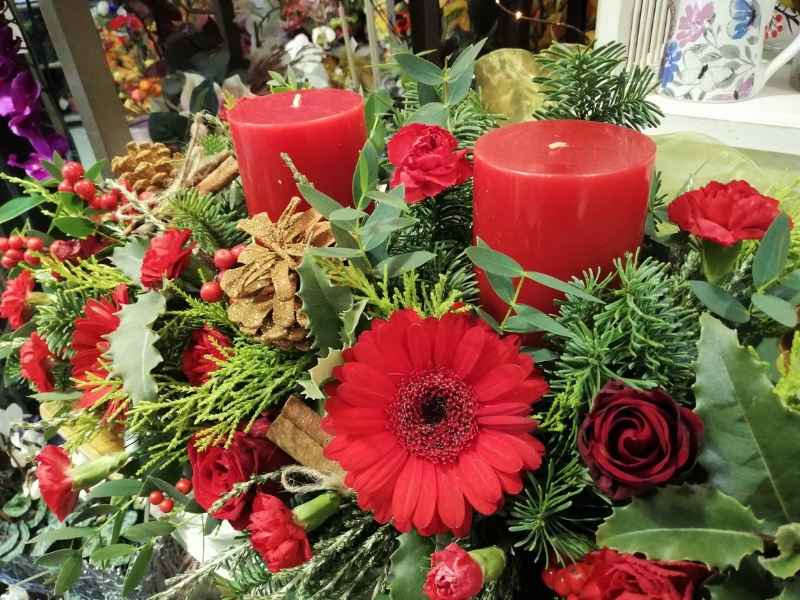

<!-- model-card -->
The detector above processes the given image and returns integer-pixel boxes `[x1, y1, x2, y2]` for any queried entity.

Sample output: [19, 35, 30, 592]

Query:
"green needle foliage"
[162, 188, 249, 255]
[198, 133, 231, 156]
[533, 42, 663, 131]
[36, 287, 97, 358]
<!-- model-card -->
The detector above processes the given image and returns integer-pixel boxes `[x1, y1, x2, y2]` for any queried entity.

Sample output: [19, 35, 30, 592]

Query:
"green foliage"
[41, 255, 130, 295]
[533, 42, 663, 131]
[388, 530, 434, 600]
[694, 314, 800, 533]
[199, 133, 230, 156]
[596, 484, 765, 570]
[761, 523, 800, 578]
[296, 254, 354, 355]
[776, 332, 800, 409]
[35, 287, 97, 358]
[162, 188, 249, 255]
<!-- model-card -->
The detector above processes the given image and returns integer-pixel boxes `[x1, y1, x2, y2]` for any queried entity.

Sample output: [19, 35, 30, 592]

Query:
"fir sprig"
[162, 188, 249, 255]
[35, 287, 98, 358]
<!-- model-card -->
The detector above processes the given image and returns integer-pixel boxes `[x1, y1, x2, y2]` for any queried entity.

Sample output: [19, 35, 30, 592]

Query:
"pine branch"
[162, 188, 249, 255]
[35, 287, 98, 358]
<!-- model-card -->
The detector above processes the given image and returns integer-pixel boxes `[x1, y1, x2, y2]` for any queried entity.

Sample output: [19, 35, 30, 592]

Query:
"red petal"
[449, 327, 485, 379]
[413, 460, 438, 530]
[476, 415, 537, 433]
[392, 456, 425, 524]
[406, 323, 432, 371]
[457, 448, 503, 505]
[436, 463, 467, 531]
[471, 364, 524, 401]
[473, 434, 524, 472]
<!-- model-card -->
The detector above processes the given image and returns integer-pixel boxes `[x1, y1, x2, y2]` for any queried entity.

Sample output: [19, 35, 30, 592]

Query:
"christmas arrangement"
[2, 39, 800, 600]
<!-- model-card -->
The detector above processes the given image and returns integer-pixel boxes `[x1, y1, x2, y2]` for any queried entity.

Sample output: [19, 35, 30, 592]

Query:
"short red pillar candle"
[473, 120, 657, 322]
[228, 89, 367, 219]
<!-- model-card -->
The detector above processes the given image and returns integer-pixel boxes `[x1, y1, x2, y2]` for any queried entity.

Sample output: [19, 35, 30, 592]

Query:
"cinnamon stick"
[267, 414, 344, 475]
[195, 156, 240, 195]
[190, 150, 231, 186]
[281, 396, 333, 447]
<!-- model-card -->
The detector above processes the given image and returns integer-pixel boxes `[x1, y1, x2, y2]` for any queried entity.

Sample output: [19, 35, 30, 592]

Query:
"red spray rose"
[424, 544, 484, 600]
[0, 270, 34, 329]
[667, 180, 784, 247]
[34, 445, 79, 522]
[50, 237, 106, 264]
[388, 123, 472, 203]
[247, 492, 312, 572]
[181, 326, 233, 386]
[20, 332, 55, 393]
[188, 419, 293, 530]
[578, 380, 703, 500]
[140, 229, 196, 289]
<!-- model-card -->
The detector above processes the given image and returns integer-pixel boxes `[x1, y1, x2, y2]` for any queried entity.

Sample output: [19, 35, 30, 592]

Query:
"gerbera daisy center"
[388, 367, 478, 463]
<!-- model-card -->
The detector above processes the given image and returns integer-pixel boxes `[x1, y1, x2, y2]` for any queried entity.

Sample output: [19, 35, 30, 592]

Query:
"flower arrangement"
[1, 40, 800, 600]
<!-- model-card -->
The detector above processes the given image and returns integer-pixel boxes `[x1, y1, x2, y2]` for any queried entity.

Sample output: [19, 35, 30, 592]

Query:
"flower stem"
[500, 277, 525, 330]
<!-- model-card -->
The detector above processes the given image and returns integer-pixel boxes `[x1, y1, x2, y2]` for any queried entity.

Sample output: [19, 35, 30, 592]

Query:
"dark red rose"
[35, 445, 79, 522]
[424, 543, 484, 600]
[578, 380, 703, 500]
[188, 419, 293, 530]
[388, 123, 472, 204]
[247, 492, 312, 572]
[667, 180, 785, 247]
[0, 270, 34, 329]
[20, 332, 55, 392]
[50, 237, 106, 264]
[140, 229, 196, 290]
[181, 326, 233, 386]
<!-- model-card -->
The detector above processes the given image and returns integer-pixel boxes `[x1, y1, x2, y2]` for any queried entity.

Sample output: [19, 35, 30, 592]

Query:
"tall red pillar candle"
[473, 120, 657, 322]
[228, 89, 367, 219]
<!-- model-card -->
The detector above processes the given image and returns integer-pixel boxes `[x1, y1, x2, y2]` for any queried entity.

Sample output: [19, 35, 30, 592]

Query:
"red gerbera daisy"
[321, 309, 548, 537]
[0, 270, 34, 329]
[20, 332, 55, 393]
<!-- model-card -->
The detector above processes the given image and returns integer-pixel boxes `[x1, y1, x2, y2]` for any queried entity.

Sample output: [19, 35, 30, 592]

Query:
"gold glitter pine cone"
[111, 141, 183, 194]
[220, 198, 334, 351]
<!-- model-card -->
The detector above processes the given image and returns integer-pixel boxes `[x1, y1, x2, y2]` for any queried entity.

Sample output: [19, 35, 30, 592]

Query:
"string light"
[493, 0, 588, 40]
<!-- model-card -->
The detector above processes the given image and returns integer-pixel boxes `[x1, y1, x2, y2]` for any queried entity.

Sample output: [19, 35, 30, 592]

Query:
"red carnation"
[188, 419, 293, 530]
[322, 309, 548, 537]
[0, 270, 34, 329]
[667, 180, 784, 247]
[20, 332, 55, 393]
[140, 229, 196, 290]
[182, 326, 233, 386]
[247, 492, 312, 572]
[388, 123, 472, 204]
[424, 544, 484, 600]
[35, 445, 79, 522]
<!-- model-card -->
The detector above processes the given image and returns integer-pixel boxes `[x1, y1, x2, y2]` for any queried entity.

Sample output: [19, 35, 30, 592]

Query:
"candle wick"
[549, 142, 568, 150]
[292, 94, 302, 108]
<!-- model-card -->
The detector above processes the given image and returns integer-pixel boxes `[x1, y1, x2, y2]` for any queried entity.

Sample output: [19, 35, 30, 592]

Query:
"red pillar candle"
[228, 89, 367, 219]
[473, 120, 657, 321]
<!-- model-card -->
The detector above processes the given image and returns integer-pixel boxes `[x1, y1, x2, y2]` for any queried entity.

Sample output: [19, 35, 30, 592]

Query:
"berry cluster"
[58, 161, 129, 211]
[0, 235, 45, 269]
[542, 560, 589, 599]
[200, 243, 247, 302]
[148, 478, 192, 514]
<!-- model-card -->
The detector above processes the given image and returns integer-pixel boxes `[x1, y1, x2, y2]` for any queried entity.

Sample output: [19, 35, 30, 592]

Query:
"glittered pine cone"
[111, 141, 183, 194]
[220, 199, 334, 351]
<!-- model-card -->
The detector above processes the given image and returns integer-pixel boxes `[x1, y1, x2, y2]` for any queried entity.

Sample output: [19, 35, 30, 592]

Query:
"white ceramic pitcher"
[658, 0, 800, 101]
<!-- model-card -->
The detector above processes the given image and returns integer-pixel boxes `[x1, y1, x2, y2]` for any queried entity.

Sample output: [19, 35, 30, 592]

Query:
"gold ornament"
[220, 198, 334, 351]
[111, 142, 183, 194]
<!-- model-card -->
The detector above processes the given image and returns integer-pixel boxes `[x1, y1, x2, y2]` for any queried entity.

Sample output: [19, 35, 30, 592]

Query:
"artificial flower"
[20, 332, 55, 393]
[388, 123, 472, 203]
[181, 326, 233, 386]
[140, 229, 196, 289]
[667, 180, 784, 247]
[424, 544, 484, 600]
[0, 269, 34, 329]
[34, 445, 79, 521]
[188, 419, 293, 530]
[578, 380, 703, 500]
[49, 237, 106, 265]
[247, 492, 312, 572]
[322, 309, 548, 537]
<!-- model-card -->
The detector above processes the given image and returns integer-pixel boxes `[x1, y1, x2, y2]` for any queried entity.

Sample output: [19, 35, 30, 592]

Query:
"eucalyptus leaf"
[297, 183, 343, 219]
[504, 304, 572, 338]
[375, 251, 436, 278]
[309, 247, 363, 259]
[689, 280, 750, 323]
[359, 217, 417, 238]
[447, 39, 486, 81]
[329, 208, 368, 222]
[408, 102, 448, 127]
[466, 241, 524, 277]
[446, 72, 473, 105]
[486, 271, 515, 304]
[753, 214, 791, 289]
[525, 271, 601, 303]
[367, 190, 410, 212]
[751, 293, 797, 327]
[416, 82, 441, 104]
[394, 52, 445, 85]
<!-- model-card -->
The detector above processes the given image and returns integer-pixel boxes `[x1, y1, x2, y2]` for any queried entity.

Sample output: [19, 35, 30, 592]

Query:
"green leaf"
[149, 112, 189, 145]
[486, 272, 515, 304]
[297, 253, 353, 354]
[329, 208, 368, 222]
[86, 479, 144, 500]
[3, 494, 31, 518]
[367, 190, 410, 212]
[35, 549, 80, 569]
[754, 214, 791, 289]
[360, 217, 417, 239]
[309, 247, 364, 259]
[705, 555, 782, 600]
[0, 195, 47, 224]
[596, 484, 764, 569]
[394, 53, 445, 85]
[780, 271, 800, 292]
[340, 300, 367, 347]
[466, 241, 525, 277]
[91, 543, 138, 564]
[84, 159, 107, 183]
[752, 293, 797, 327]
[297, 183, 343, 219]
[110, 237, 149, 288]
[505, 304, 572, 338]
[694, 314, 800, 532]
[190, 78, 219, 115]
[775, 581, 800, 600]
[123, 540, 154, 596]
[71, 504, 119, 524]
[123, 520, 175, 543]
[446, 72, 473, 106]
[375, 251, 436, 278]
[54, 552, 83, 595]
[0, 523, 20, 557]
[362, 204, 403, 253]
[33, 391, 83, 403]
[52, 152, 64, 169]
[388, 530, 435, 600]
[690, 281, 750, 323]
[39, 159, 62, 180]
[106, 290, 166, 404]
[525, 271, 602, 303]
[408, 102, 448, 127]
[353, 140, 379, 210]
[29, 526, 99, 544]
[761, 523, 800, 578]
[416, 82, 441, 104]
[1, 521, 28, 561]
[447, 39, 486, 81]
[53, 216, 95, 238]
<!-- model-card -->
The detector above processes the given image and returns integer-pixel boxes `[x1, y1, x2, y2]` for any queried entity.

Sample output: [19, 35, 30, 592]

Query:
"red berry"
[231, 244, 247, 259]
[99, 193, 118, 210]
[553, 572, 571, 598]
[61, 162, 84, 183]
[200, 281, 223, 302]
[138, 191, 154, 202]
[0, 256, 17, 269]
[8, 235, 24, 250]
[25, 237, 44, 251]
[118, 178, 132, 192]
[88, 196, 103, 211]
[159, 498, 174, 513]
[73, 179, 96, 201]
[213, 249, 236, 270]
[542, 565, 559, 589]
[0, 238, 9, 253]
[5, 248, 23, 262]
[23, 250, 40, 265]
[564, 563, 587, 593]
[175, 478, 192, 494]
[776, 13, 783, 21]
[57, 181, 74, 193]
[148, 491, 164, 505]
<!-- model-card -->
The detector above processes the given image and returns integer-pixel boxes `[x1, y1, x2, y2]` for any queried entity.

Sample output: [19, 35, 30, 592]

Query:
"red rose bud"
[181, 326, 233, 386]
[291, 491, 340, 533]
[424, 543, 497, 600]
[140, 229, 196, 290]
[247, 492, 313, 572]
[578, 380, 703, 500]
[388, 123, 472, 204]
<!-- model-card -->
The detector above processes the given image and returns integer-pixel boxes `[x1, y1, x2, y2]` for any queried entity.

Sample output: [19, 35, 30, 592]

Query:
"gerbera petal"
[413, 460, 438, 530]
[449, 327, 485, 379]
[482, 430, 545, 471]
[339, 362, 398, 393]
[476, 415, 537, 433]
[437, 463, 467, 531]
[471, 364, 525, 401]
[476, 403, 533, 417]
[473, 434, 525, 472]
[406, 323, 432, 370]
[323, 406, 389, 434]
[457, 448, 503, 504]
[392, 456, 425, 524]
[335, 381, 395, 407]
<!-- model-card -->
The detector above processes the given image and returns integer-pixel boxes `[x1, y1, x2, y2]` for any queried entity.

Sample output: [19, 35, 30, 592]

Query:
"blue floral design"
[660, 42, 683, 88]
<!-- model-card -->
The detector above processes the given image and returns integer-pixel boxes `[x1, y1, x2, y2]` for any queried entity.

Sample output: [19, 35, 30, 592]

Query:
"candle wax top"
[228, 89, 364, 126]
[474, 120, 656, 176]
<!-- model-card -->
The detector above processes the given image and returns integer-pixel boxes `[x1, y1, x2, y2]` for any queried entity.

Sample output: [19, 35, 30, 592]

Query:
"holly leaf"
[596, 484, 764, 570]
[694, 314, 800, 532]
[299, 349, 345, 407]
[297, 254, 353, 355]
[105, 290, 166, 404]
[388, 530, 435, 600]
[110, 237, 149, 288]
[705, 555, 782, 600]
[761, 523, 800, 578]
[340, 300, 367, 348]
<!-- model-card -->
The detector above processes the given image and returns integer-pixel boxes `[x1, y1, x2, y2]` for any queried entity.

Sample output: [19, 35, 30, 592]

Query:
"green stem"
[500, 278, 525, 330]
